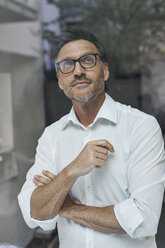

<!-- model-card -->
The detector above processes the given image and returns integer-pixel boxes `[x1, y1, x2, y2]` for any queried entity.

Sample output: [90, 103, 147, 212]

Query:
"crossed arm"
[34, 170, 125, 234]
[31, 139, 124, 234]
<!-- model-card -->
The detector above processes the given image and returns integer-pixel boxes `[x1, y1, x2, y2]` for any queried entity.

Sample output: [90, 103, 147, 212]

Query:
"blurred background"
[0, 0, 165, 247]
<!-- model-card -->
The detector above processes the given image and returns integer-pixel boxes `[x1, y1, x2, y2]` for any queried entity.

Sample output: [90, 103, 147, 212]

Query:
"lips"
[72, 81, 92, 87]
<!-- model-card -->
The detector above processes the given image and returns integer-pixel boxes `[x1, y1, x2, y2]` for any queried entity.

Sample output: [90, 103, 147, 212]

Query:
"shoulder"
[113, 100, 161, 144]
[39, 114, 70, 143]
[115, 100, 158, 129]
[113, 101, 164, 156]
[46, 114, 69, 133]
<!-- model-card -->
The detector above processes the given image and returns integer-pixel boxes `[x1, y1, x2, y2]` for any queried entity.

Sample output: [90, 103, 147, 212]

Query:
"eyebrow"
[56, 52, 98, 64]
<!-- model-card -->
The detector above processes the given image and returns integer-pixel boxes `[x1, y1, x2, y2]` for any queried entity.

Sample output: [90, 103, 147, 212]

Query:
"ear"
[103, 63, 110, 81]
[57, 74, 64, 90]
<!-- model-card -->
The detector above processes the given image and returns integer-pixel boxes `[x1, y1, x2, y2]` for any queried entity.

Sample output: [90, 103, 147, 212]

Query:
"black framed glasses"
[56, 53, 100, 74]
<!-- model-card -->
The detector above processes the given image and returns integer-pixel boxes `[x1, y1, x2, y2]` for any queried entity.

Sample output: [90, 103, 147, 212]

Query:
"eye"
[80, 55, 95, 65]
[62, 59, 74, 69]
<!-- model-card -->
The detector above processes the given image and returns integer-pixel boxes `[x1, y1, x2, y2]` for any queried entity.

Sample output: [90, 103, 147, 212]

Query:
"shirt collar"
[94, 93, 117, 124]
[61, 93, 117, 129]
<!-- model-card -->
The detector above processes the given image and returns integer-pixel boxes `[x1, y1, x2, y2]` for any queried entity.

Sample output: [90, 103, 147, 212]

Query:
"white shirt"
[18, 94, 165, 248]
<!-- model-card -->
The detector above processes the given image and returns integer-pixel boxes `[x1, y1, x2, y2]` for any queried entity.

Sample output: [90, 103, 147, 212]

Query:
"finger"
[42, 170, 56, 180]
[33, 178, 45, 187]
[94, 158, 107, 167]
[34, 175, 50, 185]
[95, 146, 108, 155]
[95, 151, 108, 161]
[95, 139, 115, 153]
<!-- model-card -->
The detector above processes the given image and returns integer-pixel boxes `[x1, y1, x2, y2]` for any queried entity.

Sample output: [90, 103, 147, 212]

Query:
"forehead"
[57, 40, 98, 61]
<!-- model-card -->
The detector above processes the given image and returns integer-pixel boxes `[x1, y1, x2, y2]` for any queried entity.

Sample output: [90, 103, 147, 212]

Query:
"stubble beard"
[71, 85, 104, 103]
[63, 76, 105, 104]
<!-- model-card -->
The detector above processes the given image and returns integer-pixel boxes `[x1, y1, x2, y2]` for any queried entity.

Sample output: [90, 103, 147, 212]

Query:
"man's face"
[56, 40, 109, 103]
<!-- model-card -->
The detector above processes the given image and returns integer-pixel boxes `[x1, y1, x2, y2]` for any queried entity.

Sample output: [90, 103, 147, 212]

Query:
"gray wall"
[0, 54, 45, 246]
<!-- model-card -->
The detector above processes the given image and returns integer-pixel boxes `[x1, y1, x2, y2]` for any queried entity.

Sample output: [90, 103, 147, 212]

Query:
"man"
[18, 28, 165, 248]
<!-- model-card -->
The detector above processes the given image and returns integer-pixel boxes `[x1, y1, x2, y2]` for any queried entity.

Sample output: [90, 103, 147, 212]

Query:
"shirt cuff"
[18, 183, 58, 231]
[30, 215, 59, 231]
[114, 199, 144, 238]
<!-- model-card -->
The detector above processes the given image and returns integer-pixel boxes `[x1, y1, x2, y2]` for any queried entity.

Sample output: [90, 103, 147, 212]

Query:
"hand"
[60, 194, 75, 218]
[72, 139, 114, 177]
[33, 170, 56, 187]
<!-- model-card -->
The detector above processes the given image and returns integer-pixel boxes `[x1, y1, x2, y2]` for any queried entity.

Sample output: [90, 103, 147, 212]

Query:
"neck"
[72, 92, 106, 127]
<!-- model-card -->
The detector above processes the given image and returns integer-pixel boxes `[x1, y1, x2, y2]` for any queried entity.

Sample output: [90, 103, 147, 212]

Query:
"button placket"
[86, 227, 94, 248]
[86, 130, 89, 136]
[87, 185, 91, 191]
[85, 174, 93, 204]
[83, 128, 94, 248]
[83, 128, 91, 145]
[83, 128, 93, 206]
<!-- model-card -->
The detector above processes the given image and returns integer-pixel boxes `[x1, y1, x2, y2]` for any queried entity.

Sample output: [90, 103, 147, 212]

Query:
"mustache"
[70, 76, 93, 87]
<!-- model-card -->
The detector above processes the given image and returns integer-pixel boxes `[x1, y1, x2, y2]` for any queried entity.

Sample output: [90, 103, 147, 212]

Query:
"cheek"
[87, 68, 104, 82]
[57, 76, 71, 90]
[95, 69, 106, 82]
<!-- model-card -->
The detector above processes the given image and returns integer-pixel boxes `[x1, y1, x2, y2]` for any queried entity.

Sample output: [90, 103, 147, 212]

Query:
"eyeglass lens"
[58, 54, 97, 74]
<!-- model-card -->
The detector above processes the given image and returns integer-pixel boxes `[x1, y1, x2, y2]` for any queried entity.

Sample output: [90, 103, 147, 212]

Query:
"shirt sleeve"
[114, 116, 165, 238]
[18, 128, 59, 231]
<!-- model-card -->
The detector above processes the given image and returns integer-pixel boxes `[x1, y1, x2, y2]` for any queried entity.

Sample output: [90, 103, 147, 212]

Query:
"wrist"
[60, 198, 76, 219]
[67, 159, 81, 178]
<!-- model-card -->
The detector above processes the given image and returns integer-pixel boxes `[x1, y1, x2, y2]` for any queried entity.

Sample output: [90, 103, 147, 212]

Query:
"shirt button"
[87, 185, 91, 191]
[86, 130, 89, 136]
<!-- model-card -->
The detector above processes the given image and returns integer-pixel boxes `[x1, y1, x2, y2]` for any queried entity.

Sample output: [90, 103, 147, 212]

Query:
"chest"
[54, 123, 130, 203]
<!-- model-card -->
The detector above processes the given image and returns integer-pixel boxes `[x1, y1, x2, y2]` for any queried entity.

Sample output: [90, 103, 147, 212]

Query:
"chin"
[64, 84, 104, 103]
[72, 95, 94, 103]
[72, 89, 104, 104]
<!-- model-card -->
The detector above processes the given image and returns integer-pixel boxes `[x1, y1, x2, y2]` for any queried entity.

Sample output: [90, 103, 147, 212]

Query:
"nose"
[74, 61, 86, 76]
